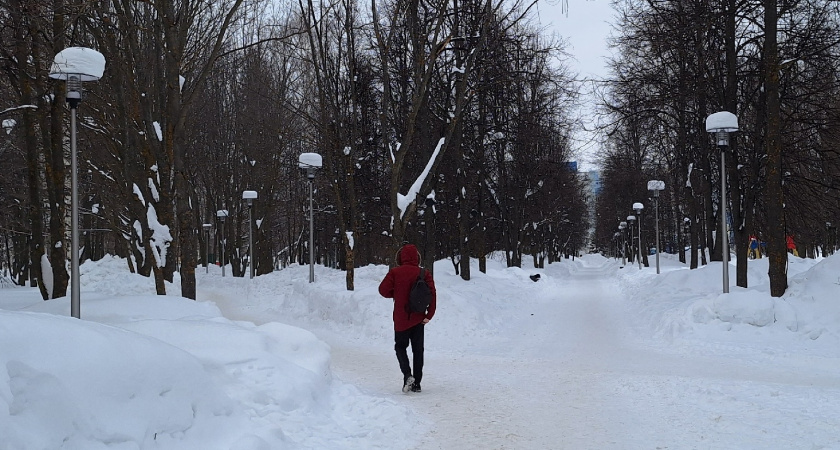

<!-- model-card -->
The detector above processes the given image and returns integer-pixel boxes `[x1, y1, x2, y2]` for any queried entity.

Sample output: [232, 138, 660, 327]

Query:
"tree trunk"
[764, 0, 787, 296]
[45, 0, 69, 298]
[14, 2, 48, 298]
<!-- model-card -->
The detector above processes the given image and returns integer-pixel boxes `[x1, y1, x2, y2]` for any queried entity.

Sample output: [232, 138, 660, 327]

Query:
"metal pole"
[205, 229, 209, 274]
[637, 215, 642, 270]
[70, 106, 80, 319]
[720, 146, 729, 293]
[249, 205, 254, 279]
[221, 221, 225, 277]
[622, 230, 627, 266]
[309, 179, 315, 283]
[655, 196, 661, 274]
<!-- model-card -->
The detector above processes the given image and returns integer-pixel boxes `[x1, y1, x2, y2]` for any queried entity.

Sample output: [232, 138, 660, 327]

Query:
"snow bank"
[0, 257, 418, 450]
[617, 252, 840, 353]
[0, 309, 256, 449]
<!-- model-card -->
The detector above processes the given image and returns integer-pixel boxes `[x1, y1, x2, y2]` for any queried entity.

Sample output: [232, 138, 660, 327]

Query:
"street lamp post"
[706, 111, 739, 294]
[613, 232, 621, 261]
[49, 47, 105, 319]
[242, 191, 258, 279]
[216, 210, 228, 277]
[298, 153, 322, 283]
[619, 222, 628, 267]
[627, 215, 637, 268]
[202, 223, 212, 273]
[648, 181, 665, 274]
[633, 202, 644, 269]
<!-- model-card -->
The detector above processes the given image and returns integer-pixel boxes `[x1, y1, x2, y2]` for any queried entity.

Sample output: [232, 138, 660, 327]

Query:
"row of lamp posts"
[611, 109, 735, 293]
[50, 44, 324, 318]
[616, 188, 663, 274]
[208, 150, 322, 283]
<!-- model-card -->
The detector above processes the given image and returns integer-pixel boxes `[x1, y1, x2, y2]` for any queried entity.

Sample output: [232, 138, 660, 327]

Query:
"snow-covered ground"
[1, 252, 839, 449]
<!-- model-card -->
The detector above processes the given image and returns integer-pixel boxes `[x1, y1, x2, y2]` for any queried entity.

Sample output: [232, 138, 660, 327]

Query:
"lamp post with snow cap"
[243, 191, 258, 279]
[49, 47, 105, 319]
[648, 181, 665, 274]
[627, 215, 637, 267]
[614, 232, 623, 261]
[633, 203, 644, 269]
[217, 210, 228, 277]
[299, 153, 322, 283]
[619, 222, 628, 267]
[203, 223, 212, 273]
[706, 111, 738, 294]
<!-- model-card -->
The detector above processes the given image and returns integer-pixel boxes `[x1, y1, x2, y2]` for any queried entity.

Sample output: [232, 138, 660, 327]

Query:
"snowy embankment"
[616, 253, 840, 360]
[0, 256, 414, 450]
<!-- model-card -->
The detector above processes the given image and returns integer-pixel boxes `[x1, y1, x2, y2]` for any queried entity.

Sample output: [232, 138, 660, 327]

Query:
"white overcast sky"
[536, 0, 615, 80]
[535, 0, 616, 170]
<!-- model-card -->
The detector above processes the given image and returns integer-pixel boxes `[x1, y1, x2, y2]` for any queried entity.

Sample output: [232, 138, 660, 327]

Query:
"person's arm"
[378, 270, 395, 298]
[424, 270, 436, 322]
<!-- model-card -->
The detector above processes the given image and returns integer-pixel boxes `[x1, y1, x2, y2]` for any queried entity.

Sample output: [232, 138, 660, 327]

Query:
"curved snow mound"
[619, 252, 839, 348]
[692, 291, 777, 327]
[0, 309, 256, 449]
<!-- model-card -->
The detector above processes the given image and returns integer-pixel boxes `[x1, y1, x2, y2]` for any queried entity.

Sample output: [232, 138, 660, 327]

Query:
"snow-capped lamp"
[647, 181, 665, 274]
[217, 210, 229, 277]
[632, 203, 644, 270]
[298, 153, 322, 282]
[242, 191, 258, 279]
[619, 221, 628, 267]
[49, 47, 105, 109]
[298, 152, 323, 179]
[706, 111, 739, 295]
[203, 223, 212, 274]
[49, 47, 105, 320]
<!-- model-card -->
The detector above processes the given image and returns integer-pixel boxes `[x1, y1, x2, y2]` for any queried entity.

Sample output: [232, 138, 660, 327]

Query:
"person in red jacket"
[378, 243, 436, 393]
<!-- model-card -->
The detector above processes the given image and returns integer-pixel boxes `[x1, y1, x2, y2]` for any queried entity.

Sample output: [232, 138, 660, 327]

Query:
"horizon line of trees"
[0, 0, 591, 299]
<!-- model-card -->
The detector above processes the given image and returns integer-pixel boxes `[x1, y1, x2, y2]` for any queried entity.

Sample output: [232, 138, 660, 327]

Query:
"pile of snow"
[617, 252, 840, 355]
[0, 258, 417, 450]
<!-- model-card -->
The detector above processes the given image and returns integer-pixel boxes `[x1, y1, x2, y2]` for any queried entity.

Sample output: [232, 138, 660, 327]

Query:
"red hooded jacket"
[378, 244, 437, 331]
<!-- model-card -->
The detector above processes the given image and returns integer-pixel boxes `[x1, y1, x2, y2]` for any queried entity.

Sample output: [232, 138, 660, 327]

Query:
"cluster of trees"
[0, 0, 590, 299]
[593, 0, 840, 296]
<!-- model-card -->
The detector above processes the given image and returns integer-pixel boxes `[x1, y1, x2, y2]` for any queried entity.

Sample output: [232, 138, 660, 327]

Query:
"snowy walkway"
[211, 256, 840, 449]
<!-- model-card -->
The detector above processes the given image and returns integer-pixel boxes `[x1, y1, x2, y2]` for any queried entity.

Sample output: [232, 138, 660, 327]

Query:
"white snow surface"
[1, 253, 839, 449]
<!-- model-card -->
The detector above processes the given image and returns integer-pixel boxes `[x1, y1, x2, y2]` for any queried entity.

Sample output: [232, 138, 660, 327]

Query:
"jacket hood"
[397, 244, 420, 266]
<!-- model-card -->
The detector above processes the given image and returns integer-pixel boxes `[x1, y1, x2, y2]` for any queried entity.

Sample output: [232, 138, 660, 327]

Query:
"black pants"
[395, 323, 425, 383]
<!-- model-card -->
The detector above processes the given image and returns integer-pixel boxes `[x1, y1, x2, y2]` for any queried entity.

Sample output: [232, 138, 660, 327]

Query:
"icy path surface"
[211, 257, 840, 449]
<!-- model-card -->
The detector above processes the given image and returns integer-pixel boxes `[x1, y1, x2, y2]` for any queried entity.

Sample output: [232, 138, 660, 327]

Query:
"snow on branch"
[397, 137, 445, 220]
[0, 105, 37, 118]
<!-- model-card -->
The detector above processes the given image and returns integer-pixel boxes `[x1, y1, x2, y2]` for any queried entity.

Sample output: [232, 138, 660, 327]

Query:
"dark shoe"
[402, 375, 415, 393]
[410, 382, 421, 393]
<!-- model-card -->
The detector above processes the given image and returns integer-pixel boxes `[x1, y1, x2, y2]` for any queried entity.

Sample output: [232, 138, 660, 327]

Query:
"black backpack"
[408, 268, 432, 313]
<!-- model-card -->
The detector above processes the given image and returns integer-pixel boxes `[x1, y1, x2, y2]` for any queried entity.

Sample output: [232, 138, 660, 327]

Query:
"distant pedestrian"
[786, 235, 799, 257]
[749, 235, 760, 259]
[378, 243, 436, 393]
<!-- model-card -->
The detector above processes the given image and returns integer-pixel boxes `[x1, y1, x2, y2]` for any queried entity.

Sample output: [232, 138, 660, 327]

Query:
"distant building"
[584, 170, 601, 196]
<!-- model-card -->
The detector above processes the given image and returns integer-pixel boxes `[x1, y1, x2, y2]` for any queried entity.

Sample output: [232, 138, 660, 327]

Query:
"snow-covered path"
[210, 256, 840, 449]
